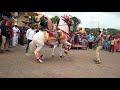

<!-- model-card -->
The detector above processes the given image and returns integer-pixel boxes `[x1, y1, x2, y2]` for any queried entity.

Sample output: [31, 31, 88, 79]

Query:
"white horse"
[51, 19, 71, 58]
[51, 24, 64, 58]
[27, 15, 72, 63]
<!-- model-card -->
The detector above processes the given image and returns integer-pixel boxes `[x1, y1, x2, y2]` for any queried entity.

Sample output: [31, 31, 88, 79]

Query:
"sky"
[37, 12, 120, 29]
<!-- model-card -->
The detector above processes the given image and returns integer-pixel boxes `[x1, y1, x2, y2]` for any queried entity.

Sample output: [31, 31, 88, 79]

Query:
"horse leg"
[62, 41, 71, 55]
[52, 44, 58, 57]
[59, 44, 63, 58]
[63, 44, 69, 55]
[64, 41, 71, 50]
[34, 45, 43, 63]
[26, 41, 36, 56]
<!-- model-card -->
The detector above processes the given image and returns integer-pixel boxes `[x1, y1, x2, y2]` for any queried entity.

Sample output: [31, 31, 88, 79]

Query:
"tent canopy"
[79, 28, 86, 33]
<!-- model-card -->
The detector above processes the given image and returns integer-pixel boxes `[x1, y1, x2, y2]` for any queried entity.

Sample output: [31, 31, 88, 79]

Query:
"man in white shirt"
[26, 24, 35, 52]
[12, 24, 20, 47]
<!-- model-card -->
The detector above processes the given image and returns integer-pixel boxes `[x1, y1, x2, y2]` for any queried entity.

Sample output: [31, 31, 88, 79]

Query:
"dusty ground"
[0, 45, 120, 78]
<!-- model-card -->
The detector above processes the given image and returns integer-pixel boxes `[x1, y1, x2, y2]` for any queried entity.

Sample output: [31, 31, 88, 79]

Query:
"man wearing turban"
[12, 24, 20, 47]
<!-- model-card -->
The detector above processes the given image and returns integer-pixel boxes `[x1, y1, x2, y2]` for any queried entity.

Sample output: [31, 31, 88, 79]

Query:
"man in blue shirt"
[88, 33, 94, 49]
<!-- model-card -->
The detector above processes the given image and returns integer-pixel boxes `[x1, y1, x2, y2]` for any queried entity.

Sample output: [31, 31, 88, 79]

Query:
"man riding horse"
[28, 14, 72, 63]
[36, 14, 72, 50]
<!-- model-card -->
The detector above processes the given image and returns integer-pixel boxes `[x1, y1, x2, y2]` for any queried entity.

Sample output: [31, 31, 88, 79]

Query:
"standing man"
[12, 24, 20, 47]
[88, 33, 94, 49]
[5, 20, 14, 51]
[94, 30, 103, 64]
[0, 18, 8, 52]
[25, 24, 35, 53]
[19, 26, 25, 46]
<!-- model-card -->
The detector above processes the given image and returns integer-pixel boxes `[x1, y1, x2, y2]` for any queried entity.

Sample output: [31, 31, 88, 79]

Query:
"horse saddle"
[43, 31, 58, 45]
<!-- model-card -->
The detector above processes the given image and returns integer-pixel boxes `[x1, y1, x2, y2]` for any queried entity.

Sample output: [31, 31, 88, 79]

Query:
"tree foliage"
[50, 16, 60, 25]
[85, 28, 120, 36]
[72, 16, 81, 32]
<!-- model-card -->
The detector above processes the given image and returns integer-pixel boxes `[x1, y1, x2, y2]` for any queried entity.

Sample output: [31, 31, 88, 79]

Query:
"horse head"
[57, 15, 73, 34]
[61, 15, 73, 27]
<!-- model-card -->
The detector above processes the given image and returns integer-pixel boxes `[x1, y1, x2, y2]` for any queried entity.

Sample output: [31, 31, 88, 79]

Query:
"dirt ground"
[0, 45, 120, 78]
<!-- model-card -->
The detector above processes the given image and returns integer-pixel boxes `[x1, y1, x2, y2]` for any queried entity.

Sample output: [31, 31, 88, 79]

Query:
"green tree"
[50, 16, 60, 25]
[72, 16, 81, 32]
[106, 28, 120, 35]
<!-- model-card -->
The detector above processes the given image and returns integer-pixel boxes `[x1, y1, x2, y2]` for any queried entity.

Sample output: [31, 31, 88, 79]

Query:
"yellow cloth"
[114, 39, 117, 44]
[96, 46, 102, 61]
[43, 31, 48, 43]
[111, 39, 115, 45]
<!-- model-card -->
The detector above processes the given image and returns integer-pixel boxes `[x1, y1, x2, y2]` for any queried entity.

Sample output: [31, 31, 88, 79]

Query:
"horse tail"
[28, 41, 36, 55]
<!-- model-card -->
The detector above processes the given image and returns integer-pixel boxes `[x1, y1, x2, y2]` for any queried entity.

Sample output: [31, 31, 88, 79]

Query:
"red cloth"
[117, 38, 120, 51]
[49, 32, 54, 37]
[7, 20, 14, 26]
[1, 18, 8, 24]
[118, 34, 120, 38]
[103, 35, 107, 40]
[10, 29, 14, 38]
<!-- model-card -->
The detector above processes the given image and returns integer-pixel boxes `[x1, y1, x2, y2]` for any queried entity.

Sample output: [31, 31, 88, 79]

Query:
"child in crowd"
[110, 36, 115, 52]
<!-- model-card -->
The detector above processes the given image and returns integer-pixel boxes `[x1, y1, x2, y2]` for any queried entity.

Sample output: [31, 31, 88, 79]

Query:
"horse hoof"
[52, 55, 54, 57]
[40, 55, 45, 60]
[40, 55, 43, 57]
[60, 56, 63, 58]
[26, 53, 30, 56]
[64, 51, 68, 54]
[63, 54, 66, 56]
[37, 59, 43, 63]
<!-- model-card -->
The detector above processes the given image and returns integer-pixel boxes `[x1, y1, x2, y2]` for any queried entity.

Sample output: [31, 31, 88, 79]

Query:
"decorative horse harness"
[40, 18, 70, 45]
[43, 29, 69, 46]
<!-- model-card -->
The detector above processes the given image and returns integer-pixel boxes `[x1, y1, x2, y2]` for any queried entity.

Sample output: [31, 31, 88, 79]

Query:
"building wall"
[16, 12, 43, 26]
[17, 12, 29, 26]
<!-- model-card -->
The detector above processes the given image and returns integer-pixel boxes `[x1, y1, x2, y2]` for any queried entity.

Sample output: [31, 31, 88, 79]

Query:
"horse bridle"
[58, 24, 68, 26]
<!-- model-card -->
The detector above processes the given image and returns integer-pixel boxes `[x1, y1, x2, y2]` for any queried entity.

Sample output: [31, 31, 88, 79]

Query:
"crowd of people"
[70, 32, 88, 47]
[70, 31, 120, 52]
[0, 18, 120, 64]
[69, 30, 120, 64]
[0, 18, 41, 53]
[102, 34, 120, 52]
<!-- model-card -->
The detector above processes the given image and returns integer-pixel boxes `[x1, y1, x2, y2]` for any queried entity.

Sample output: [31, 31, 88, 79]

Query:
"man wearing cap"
[12, 24, 20, 47]
[0, 18, 8, 52]
[88, 33, 94, 49]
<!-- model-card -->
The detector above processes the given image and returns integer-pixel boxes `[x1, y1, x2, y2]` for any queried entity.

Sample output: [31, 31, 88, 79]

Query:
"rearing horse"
[52, 16, 72, 57]
[27, 15, 72, 63]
